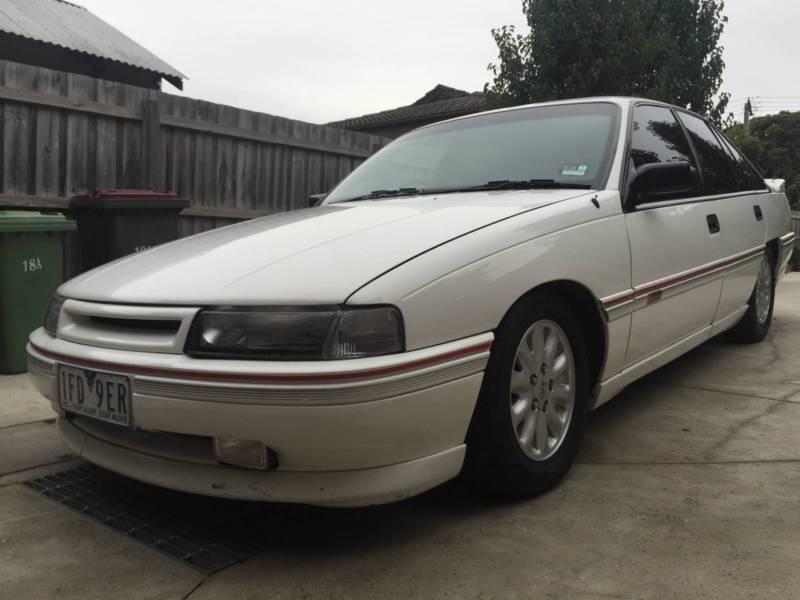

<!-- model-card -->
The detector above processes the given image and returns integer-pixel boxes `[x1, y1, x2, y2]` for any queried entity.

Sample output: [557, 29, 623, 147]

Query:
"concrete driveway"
[2, 274, 799, 600]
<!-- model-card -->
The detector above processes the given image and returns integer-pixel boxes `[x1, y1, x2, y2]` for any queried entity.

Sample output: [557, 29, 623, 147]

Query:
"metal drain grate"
[24, 464, 277, 573]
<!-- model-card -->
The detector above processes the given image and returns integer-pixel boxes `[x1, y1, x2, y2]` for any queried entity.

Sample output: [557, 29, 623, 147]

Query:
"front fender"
[347, 191, 633, 377]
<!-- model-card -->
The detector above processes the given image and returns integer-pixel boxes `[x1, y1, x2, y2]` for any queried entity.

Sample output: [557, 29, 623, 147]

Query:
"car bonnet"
[58, 189, 590, 305]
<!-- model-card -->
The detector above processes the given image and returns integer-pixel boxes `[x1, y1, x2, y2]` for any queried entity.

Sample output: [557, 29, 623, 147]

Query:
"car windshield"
[326, 102, 620, 203]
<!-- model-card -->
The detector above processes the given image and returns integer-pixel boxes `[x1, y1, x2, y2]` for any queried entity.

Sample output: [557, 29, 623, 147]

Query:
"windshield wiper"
[464, 179, 593, 191]
[338, 187, 422, 203]
[335, 179, 591, 203]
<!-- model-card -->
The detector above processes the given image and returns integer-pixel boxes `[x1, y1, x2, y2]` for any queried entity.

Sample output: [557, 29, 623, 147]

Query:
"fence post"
[141, 99, 164, 191]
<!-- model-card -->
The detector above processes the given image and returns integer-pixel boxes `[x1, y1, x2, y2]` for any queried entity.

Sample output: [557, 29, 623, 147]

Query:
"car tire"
[463, 290, 589, 499]
[727, 251, 776, 344]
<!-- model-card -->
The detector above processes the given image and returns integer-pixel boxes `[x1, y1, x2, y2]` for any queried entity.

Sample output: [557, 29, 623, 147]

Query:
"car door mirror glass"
[628, 161, 693, 207]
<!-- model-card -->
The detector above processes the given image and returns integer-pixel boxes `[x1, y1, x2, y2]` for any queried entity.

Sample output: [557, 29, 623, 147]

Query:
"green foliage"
[486, 0, 731, 126]
[726, 112, 800, 208]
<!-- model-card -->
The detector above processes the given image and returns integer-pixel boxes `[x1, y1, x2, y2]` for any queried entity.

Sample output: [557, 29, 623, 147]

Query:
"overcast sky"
[79, 0, 800, 124]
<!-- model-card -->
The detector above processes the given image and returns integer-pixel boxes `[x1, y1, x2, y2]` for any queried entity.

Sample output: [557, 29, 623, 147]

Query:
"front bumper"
[27, 328, 491, 506]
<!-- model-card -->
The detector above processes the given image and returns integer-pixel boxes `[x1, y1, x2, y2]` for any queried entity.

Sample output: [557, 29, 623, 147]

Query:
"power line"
[731, 96, 800, 100]
[729, 96, 800, 112]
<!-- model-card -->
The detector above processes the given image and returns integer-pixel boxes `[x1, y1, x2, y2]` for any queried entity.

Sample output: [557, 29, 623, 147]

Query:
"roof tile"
[328, 86, 487, 130]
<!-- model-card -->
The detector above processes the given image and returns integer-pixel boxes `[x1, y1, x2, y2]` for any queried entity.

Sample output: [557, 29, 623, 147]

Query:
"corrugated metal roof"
[0, 0, 185, 86]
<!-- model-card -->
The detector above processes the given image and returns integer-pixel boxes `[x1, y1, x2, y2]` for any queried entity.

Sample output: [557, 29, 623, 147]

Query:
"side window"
[717, 134, 767, 192]
[676, 112, 738, 195]
[630, 105, 696, 167]
[628, 104, 700, 201]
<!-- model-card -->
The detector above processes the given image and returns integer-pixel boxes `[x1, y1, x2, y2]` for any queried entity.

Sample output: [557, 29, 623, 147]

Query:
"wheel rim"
[509, 319, 576, 462]
[755, 257, 772, 324]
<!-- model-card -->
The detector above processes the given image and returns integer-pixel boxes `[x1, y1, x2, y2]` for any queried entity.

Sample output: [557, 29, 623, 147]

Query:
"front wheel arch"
[463, 288, 591, 497]
[497, 280, 607, 397]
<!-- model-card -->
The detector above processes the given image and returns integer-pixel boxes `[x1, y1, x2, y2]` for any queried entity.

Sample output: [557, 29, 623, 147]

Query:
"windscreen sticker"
[561, 164, 589, 176]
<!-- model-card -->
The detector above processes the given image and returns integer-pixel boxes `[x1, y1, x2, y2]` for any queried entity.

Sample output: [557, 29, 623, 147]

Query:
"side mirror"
[308, 193, 327, 207]
[765, 179, 785, 193]
[628, 161, 693, 207]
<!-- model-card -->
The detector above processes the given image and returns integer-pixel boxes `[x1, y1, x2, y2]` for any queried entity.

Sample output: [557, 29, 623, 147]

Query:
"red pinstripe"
[603, 247, 764, 310]
[30, 341, 493, 384]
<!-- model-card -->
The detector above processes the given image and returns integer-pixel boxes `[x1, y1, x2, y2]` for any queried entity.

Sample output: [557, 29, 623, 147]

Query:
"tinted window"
[676, 112, 737, 195]
[326, 103, 619, 203]
[630, 105, 696, 167]
[628, 104, 699, 200]
[717, 134, 767, 192]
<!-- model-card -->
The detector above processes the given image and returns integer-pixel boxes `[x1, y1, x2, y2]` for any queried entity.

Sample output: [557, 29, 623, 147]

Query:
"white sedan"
[27, 97, 795, 506]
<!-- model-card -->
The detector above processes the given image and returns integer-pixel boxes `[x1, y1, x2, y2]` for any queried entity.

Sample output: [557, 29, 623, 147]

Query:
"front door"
[623, 104, 724, 366]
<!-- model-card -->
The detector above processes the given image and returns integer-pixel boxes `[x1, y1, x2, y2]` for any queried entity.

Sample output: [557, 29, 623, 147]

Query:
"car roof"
[409, 96, 703, 135]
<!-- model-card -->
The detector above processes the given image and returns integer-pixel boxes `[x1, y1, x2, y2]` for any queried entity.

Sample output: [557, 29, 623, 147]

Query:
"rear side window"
[630, 105, 696, 167]
[628, 104, 700, 199]
[717, 134, 767, 192]
[676, 112, 737, 195]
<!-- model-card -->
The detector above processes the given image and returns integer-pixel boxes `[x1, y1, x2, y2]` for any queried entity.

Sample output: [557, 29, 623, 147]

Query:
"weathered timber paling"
[0, 59, 388, 241]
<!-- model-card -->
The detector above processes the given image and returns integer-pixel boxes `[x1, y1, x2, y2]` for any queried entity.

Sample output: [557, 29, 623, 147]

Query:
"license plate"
[58, 365, 132, 427]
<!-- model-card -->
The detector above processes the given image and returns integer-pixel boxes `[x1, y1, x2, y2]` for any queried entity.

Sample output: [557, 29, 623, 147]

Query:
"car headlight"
[185, 306, 404, 360]
[43, 295, 65, 337]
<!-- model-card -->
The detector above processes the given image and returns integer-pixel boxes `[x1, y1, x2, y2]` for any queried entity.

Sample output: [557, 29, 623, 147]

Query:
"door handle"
[706, 214, 720, 234]
[753, 205, 763, 221]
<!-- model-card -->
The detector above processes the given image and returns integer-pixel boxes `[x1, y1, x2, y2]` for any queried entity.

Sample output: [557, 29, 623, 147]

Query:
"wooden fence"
[0, 59, 388, 237]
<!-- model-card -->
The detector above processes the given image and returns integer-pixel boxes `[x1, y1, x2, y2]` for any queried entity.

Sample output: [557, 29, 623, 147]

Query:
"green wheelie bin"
[0, 211, 76, 374]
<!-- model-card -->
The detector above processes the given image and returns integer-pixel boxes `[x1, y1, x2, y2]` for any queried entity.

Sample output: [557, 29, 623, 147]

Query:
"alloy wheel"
[755, 256, 772, 325]
[509, 320, 576, 461]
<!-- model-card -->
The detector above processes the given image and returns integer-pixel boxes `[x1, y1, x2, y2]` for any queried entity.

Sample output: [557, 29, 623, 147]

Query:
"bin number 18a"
[22, 257, 43, 272]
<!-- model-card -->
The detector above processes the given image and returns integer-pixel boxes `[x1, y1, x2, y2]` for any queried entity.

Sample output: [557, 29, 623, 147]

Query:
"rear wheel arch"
[766, 238, 780, 271]
[727, 248, 776, 343]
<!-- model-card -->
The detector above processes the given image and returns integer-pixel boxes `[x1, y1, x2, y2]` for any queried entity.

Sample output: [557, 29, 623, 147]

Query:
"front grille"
[58, 299, 198, 354]
[89, 316, 182, 333]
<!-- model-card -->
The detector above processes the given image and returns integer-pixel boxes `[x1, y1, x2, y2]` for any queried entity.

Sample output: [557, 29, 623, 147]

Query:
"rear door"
[675, 111, 768, 326]
[622, 104, 724, 366]
[716, 130, 771, 320]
